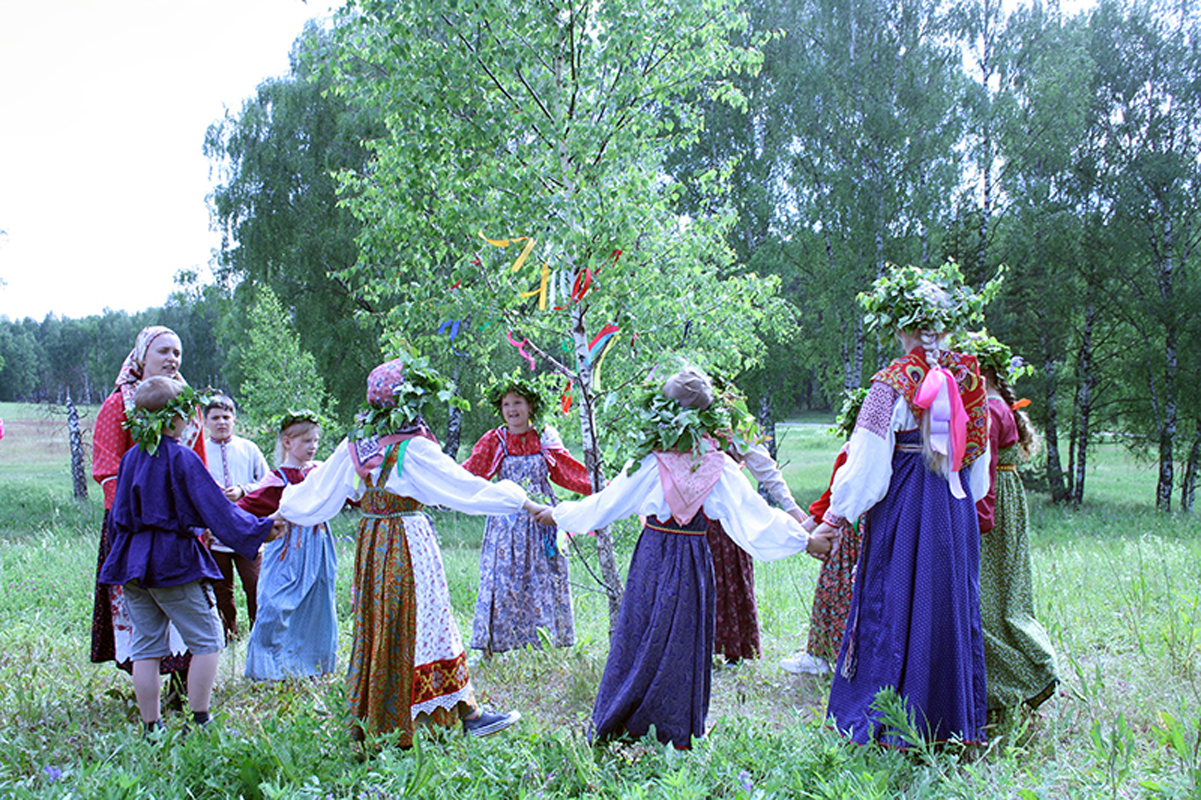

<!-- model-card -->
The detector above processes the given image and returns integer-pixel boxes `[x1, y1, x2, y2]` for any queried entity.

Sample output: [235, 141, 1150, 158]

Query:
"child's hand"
[805, 521, 840, 559]
[223, 485, 244, 502]
[531, 505, 557, 526]
[267, 519, 289, 542]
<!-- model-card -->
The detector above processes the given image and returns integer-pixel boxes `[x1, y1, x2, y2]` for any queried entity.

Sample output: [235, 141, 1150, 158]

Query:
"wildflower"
[738, 769, 753, 793]
[43, 765, 62, 782]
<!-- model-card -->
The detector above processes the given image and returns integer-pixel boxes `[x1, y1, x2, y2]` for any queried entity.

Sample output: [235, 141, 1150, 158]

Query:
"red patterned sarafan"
[872, 348, 988, 467]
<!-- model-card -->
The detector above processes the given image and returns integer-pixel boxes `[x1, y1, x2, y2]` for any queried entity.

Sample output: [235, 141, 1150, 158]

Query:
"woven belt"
[361, 509, 425, 519]
[896, 443, 924, 453]
[644, 518, 707, 536]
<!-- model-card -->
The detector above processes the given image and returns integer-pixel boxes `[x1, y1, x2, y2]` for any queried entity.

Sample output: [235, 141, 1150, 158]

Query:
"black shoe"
[462, 708, 521, 738]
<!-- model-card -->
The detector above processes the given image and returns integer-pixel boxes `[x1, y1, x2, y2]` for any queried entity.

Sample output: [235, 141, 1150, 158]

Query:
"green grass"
[1, 401, 1200, 797]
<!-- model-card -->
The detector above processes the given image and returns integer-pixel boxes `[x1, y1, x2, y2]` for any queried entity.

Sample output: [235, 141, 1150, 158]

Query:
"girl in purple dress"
[811, 264, 996, 747]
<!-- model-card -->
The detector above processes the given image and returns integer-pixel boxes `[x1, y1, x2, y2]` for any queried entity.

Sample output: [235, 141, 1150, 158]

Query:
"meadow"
[0, 400, 1198, 798]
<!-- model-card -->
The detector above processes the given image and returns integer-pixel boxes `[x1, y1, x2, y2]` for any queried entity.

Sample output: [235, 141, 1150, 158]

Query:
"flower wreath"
[124, 384, 210, 455]
[858, 261, 1005, 339]
[481, 371, 555, 428]
[626, 373, 762, 463]
[349, 355, 469, 442]
[951, 331, 1035, 385]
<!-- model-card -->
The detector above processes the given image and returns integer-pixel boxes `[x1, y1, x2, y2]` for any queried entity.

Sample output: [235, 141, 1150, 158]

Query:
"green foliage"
[624, 380, 760, 464]
[237, 287, 330, 456]
[349, 351, 469, 442]
[123, 384, 212, 456]
[952, 331, 1035, 384]
[479, 370, 558, 429]
[857, 261, 1004, 339]
[829, 387, 870, 441]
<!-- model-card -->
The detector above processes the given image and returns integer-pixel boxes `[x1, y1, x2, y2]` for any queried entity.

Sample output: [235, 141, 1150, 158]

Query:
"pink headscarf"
[349, 358, 438, 479]
[114, 325, 203, 448]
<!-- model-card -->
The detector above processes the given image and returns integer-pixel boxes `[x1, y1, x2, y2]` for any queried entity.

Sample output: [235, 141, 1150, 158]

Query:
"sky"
[0, 0, 334, 321]
[0, 0, 1098, 323]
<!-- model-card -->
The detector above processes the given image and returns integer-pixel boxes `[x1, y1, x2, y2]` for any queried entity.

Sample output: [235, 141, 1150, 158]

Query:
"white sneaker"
[780, 653, 830, 675]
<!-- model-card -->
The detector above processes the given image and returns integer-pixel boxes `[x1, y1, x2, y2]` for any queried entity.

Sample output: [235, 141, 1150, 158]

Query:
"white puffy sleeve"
[552, 457, 666, 533]
[739, 441, 800, 513]
[703, 459, 810, 560]
[968, 443, 992, 501]
[391, 436, 528, 515]
[278, 439, 360, 526]
[825, 382, 904, 525]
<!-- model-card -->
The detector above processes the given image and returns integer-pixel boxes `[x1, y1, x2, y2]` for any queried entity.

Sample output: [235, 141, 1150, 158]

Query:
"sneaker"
[462, 708, 521, 737]
[780, 653, 830, 675]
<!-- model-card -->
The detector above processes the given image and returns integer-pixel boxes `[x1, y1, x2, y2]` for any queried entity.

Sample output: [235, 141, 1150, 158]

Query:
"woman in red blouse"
[461, 376, 591, 654]
[90, 325, 206, 680]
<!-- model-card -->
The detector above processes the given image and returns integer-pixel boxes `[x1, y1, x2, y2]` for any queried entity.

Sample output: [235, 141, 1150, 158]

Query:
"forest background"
[2, 0, 1200, 516]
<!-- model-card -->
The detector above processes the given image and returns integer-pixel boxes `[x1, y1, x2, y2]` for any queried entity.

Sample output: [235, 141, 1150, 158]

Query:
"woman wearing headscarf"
[277, 355, 537, 744]
[90, 325, 205, 678]
[813, 263, 997, 747]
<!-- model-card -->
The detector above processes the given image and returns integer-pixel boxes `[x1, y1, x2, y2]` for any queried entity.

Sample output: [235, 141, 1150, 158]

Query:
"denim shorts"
[123, 580, 225, 660]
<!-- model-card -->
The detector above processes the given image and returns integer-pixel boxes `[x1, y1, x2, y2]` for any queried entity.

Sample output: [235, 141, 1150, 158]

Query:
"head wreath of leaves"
[829, 387, 870, 441]
[124, 384, 211, 455]
[481, 371, 556, 427]
[350, 354, 470, 442]
[858, 261, 1005, 339]
[951, 332, 1035, 385]
[626, 371, 762, 463]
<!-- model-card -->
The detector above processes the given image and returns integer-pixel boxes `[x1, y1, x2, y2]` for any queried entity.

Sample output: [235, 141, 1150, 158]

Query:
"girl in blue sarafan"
[811, 263, 995, 748]
[537, 367, 834, 749]
[239, 411, 338, 681]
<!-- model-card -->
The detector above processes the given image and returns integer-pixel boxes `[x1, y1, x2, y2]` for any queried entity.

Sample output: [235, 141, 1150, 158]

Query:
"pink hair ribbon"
[913, 365, 968, 499]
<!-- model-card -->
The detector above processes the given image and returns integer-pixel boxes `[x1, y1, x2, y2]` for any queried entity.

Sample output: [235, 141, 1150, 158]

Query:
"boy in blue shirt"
[99, 376, 284, 735]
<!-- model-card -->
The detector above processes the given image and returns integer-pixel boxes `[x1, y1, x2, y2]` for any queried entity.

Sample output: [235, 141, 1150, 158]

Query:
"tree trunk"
[1154, 237, 1177, 512]
[1181, 419, 1200, 513]
[67, 394, 88, 501]
[1071, 291, 1097, 506]
[1040, 329, 1069, 502]
[443, 405, 462, 460]
[570, 304, 623, 630]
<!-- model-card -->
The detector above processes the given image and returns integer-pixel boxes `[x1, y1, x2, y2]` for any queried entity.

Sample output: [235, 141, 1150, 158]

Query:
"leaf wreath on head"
[625, 371, 763, 463]
[349, 354, 470, 443]
[481, 371, 556, 428]
[123, 384, 211, 456]
[858, 261, 1005, 340]
[951, 331, 1035, 385]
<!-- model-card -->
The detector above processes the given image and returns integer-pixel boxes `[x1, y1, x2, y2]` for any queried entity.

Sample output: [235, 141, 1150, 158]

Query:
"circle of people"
[90, 263, 1057, 749]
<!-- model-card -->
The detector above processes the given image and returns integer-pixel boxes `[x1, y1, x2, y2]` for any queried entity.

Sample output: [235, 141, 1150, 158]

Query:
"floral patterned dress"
[462, 427, 591, 652]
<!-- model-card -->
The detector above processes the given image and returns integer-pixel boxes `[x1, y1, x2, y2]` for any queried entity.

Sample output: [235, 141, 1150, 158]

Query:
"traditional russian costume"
[278, 434, 528, 744]
[803, 446, 865, 665]
[461, 426, 590, 652]
[823, 348, 991, 746]
[240, 465, 338, 681]
[90, 326, 204, 675]
[977, 396, 1058, 712]
[553, 443, 812, 749]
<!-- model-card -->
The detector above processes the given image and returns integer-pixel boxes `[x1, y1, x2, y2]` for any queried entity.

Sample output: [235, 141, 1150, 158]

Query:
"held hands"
[222, 485, 244, 502]
[266, 513, 289, 542]
[523, 500, 556, 527]
[805, 521, 841, 560]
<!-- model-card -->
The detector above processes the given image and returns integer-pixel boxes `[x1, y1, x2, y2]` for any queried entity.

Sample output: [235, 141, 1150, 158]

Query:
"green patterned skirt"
[979, 448, 1058, 712]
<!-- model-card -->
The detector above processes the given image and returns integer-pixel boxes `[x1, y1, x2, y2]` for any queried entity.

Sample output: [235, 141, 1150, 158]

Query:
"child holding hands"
[240, 411, 338, 681]
[537, 368, 834, 749]
[98, 377, 284, 735]
[461, 374, 591, 654]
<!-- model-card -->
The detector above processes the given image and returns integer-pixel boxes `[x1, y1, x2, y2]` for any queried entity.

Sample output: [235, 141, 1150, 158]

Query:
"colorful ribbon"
[479, 232, 538, 275]
[1011, 398, 1031, 411]
[506, 331, 536, 371]
[913, 365, 968, 499]
[586, 324, 620, 390]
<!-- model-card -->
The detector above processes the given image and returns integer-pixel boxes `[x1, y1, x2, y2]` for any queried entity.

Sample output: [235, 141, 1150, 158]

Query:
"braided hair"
[984, 368, 1040, 461]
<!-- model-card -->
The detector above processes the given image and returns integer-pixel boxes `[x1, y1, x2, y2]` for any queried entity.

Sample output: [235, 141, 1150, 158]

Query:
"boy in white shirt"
[203, 395, 270, 638]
